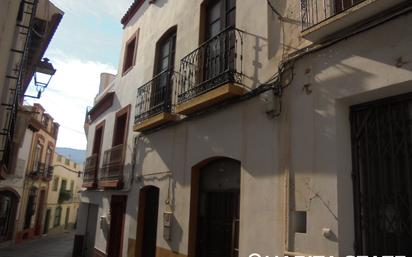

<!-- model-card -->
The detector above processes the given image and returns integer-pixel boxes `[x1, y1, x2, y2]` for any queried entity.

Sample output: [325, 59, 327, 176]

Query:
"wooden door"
[35, 190, 45, 235]
[107, 195, 127, 257]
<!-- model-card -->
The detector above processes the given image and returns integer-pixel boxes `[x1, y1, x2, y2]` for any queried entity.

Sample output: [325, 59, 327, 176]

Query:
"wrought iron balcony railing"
[135, 70, 176, 123]
[83, 154, 98, 184]
[29, 162, 53, 180]
[100, 144, 124, 181]
[177, 27, 244, 104]
[58, 189, 72, 203]
[300, 0, 365, 30]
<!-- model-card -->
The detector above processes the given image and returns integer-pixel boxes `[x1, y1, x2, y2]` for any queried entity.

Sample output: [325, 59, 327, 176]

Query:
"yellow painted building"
[44, 153, 83, 235]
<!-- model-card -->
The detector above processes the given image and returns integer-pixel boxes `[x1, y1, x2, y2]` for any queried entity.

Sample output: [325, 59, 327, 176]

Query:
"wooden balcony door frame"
[199, 0, 236, 85]
[92, 120, 105, 180]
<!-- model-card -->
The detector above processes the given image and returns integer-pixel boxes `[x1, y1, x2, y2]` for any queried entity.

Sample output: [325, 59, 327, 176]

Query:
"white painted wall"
[80, 1, 412, 257]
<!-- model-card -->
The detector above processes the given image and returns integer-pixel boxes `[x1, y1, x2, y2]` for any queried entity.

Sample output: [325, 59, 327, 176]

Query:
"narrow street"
[0, 232, 73, 257]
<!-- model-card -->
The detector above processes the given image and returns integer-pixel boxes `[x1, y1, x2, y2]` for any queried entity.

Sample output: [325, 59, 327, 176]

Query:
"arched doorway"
[135, 186, 160, 257]
[188, 157, 241, 257]
[0, 188, 20, 242]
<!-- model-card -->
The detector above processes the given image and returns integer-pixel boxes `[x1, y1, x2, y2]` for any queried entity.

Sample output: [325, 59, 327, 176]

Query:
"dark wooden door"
[107, 195, 127, 257]
[136, 186, 159, 257]
[35, 190, 45, 235]
[43, 209, 50, 234]
[351, 93, 412, 255]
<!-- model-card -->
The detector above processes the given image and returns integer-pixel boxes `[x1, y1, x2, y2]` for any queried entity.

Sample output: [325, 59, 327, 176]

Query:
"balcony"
[133, 70, 177, 132]
[82, 154, 98, 188]
[29, 162, 53, 181]
[58, 189, 73, 203]
[300, 0, 408, 42]
[98, 144, 124, 189]
[176, 27, 245, 115]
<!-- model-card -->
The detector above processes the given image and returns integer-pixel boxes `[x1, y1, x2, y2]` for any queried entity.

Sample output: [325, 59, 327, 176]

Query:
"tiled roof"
[121, 0, 148, 26]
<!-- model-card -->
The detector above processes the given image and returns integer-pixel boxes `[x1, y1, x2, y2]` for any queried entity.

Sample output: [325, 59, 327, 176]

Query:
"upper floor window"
[42, 115, 49, 128]
[112, 106, 130, 147]
[65, 158, 70, 166]
[122, 30, 140, 74]
[204, 0, 236, 41]
[53, 177, 59, 191]
[45, 148, 52, 171]
[33, 143, 42, 172]
[155, 27, 177, 74]
[61, 179, 67, 191]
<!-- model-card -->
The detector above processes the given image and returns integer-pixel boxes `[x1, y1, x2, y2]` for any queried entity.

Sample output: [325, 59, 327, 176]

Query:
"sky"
[25, 0, 132, 150]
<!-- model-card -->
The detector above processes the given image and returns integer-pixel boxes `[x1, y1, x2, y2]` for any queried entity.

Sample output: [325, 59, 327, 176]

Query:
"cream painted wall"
[284, 12, 412, 257]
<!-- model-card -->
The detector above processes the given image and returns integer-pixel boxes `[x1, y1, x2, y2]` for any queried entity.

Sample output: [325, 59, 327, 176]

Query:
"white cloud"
[51, 0, 132, 20]
[26, 51, 116, 150]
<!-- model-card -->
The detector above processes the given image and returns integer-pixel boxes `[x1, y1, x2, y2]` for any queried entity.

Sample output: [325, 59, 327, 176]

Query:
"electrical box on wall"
[163, 210, 172, 241]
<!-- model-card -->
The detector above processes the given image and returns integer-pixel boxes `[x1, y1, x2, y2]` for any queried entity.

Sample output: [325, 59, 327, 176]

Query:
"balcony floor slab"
[133, 112, 177, 132]
[176, 83, 244, 115]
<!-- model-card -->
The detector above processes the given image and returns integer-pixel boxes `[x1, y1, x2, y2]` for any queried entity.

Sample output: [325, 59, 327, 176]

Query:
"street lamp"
[24, 57, 56, 99]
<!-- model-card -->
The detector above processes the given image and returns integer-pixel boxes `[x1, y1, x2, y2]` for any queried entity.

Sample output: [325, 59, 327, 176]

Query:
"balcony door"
[92, 121, 105, 180]
[152, 27, 177, 112]
[203, 0, 236, 85]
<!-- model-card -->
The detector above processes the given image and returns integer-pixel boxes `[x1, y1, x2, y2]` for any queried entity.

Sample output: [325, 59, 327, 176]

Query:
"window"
[122, 30, 139, 74]
[33, 143, 42, 172]
[61, 180, 67, 191]
[44, 148, 52, 172]
[93, 121, 105, 155]
[41, 115, 49, 128]
[73, 163, 77, 169]
[65, 158, 70, 165]
[112, 106, 130, 147]
[70, 181, 74, 192]
[57, 155, 62, 162]
[200, 0, 236, 82]
[150, 27, 177, 110]
[52, 177, 59, 191]
[203, 0, 236, 41]
[54, 206, 62, 227]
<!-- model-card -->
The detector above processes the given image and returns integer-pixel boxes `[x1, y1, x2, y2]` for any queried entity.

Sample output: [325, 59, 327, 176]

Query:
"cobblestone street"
[0, 232, 74, 257]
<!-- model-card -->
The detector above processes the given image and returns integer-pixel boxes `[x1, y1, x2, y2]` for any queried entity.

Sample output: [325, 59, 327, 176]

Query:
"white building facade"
[75, 1, 412, 257]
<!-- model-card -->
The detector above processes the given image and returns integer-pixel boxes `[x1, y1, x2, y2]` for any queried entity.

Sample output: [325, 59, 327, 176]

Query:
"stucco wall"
[284, 12, 412, 256]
